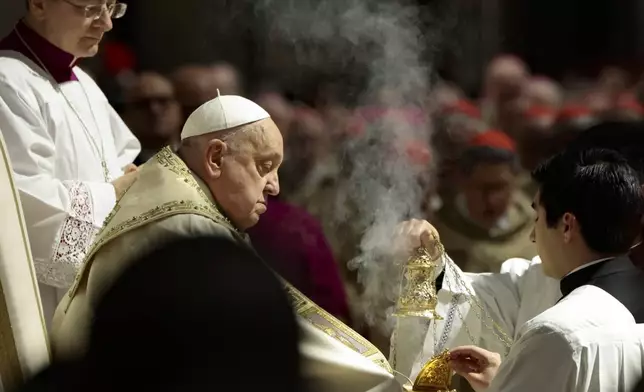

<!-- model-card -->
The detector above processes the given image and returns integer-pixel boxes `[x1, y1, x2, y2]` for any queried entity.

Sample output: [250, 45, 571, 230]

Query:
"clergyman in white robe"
[487, 284, 641, 392]
[0, 22, 140, 327]
[393, 254, 561, 380]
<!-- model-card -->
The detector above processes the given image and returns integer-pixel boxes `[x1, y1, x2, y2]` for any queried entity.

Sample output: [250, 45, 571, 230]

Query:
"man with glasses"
[0, 0, 140, 328]
[122, 71, 182, 165]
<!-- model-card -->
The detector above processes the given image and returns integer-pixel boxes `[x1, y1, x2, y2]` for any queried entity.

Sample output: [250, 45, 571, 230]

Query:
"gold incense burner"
[394, 244, 443, 319]
[394, 241, 456, 392]
[403, 350, 456, 392]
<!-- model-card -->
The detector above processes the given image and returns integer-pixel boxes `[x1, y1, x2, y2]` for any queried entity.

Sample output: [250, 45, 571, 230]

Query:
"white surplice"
[0, 51, 140, 327]
[488, 285, 642, 392]
[395, 255, 561, 380]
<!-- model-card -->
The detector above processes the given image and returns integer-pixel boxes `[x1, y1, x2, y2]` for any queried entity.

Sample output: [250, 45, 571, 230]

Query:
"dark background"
[2, 0, 642, 95]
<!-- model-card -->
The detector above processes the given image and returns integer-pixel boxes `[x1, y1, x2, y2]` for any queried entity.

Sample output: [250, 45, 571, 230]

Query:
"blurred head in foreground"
[27, 236, 301, 392]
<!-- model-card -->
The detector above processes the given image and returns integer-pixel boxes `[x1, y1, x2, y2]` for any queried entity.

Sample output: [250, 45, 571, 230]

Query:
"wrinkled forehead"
[245, 119, 284, 156]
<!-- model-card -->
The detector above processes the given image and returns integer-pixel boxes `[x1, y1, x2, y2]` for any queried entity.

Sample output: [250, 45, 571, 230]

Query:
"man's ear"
[204, 139, 227, 179]
[561, 212, 575, 243]
[29, 0, 47, 20]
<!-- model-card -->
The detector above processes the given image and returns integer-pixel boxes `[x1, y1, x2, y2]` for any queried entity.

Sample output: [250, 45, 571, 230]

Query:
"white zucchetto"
[181, 91, 270, 140]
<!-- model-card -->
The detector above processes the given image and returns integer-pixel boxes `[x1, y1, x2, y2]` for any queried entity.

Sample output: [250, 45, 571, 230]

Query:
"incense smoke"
[253, 0, 454, 339]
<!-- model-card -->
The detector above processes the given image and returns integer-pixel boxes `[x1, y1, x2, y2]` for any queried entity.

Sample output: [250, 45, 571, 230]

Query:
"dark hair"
[532, 148, 644, 254]
[458, 146, 519, 175]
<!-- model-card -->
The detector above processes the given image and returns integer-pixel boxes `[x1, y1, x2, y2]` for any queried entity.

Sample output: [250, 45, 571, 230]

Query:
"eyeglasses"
[62, 0, 128, 20]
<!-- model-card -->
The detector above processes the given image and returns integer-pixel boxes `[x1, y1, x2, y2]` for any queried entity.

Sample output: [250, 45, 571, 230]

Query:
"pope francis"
[51, 94, 396, 392]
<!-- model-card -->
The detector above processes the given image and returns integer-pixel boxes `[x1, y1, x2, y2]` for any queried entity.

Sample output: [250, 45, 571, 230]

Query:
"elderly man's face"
[30, 0, 117, 57]
[209, 119, 283, 230]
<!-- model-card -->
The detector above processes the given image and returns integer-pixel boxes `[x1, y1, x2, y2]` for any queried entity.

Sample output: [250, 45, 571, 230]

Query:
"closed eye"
[258, 162, 273, 175]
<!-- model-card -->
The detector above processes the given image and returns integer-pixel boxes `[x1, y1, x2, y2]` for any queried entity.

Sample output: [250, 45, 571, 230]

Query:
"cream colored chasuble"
[54, 148, 395, 392]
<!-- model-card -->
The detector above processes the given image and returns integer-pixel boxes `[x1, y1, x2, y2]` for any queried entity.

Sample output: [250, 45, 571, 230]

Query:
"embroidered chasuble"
[52, 148, 395, 392]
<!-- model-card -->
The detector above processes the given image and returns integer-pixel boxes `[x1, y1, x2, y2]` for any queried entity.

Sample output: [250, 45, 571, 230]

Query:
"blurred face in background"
[256, 92, 295, 138]
[484, 56, 529, 104]
[124, 72, 182, 149]
[277, 109, 329, 197]
[172, 65, 219, 122]
[524, 77, 563, 109]
[314, 82, 353, 140]
[484, 56, 530, 138]
[598, 67, 630, 97]
[461, 162, 517, 229]
[209, 62, 242, 95]
[427, 82, 465, 113]
[27, 0, 124, 57]
[285, 109, 329, 165]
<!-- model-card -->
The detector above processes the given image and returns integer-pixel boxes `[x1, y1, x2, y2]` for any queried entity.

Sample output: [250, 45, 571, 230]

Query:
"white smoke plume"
[253, 0, 455, 338]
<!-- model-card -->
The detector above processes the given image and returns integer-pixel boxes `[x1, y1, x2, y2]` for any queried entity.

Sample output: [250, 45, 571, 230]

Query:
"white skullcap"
[181, 90, 270, 140]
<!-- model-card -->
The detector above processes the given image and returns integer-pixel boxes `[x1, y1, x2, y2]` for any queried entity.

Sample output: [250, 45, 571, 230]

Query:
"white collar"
[563, 257, 615, 278]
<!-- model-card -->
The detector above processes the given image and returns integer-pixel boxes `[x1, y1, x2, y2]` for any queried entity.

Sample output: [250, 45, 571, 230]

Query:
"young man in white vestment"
[52, 95, 398, 392]
[396, 148, 644, 392]
[391, 121, 644, 382]
[0, 0, 140, 326]
[447, 147, 644, 392]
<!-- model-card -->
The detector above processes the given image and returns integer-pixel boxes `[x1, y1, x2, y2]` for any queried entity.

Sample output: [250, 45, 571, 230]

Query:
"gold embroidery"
[67, 148, 236, 299]
[284, 283, 392, 373]
[67, 200, 231, 299]
[67, 148, 393, 376]
[154, 148, 236, 231]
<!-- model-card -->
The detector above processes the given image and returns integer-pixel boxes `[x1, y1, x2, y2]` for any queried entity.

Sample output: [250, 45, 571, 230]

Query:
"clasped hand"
[112, 164, 139, 200]
[448, 346, 502, 392]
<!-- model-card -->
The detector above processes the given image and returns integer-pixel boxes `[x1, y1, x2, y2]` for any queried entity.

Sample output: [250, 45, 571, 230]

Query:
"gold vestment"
[52, 148, 395, 392]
